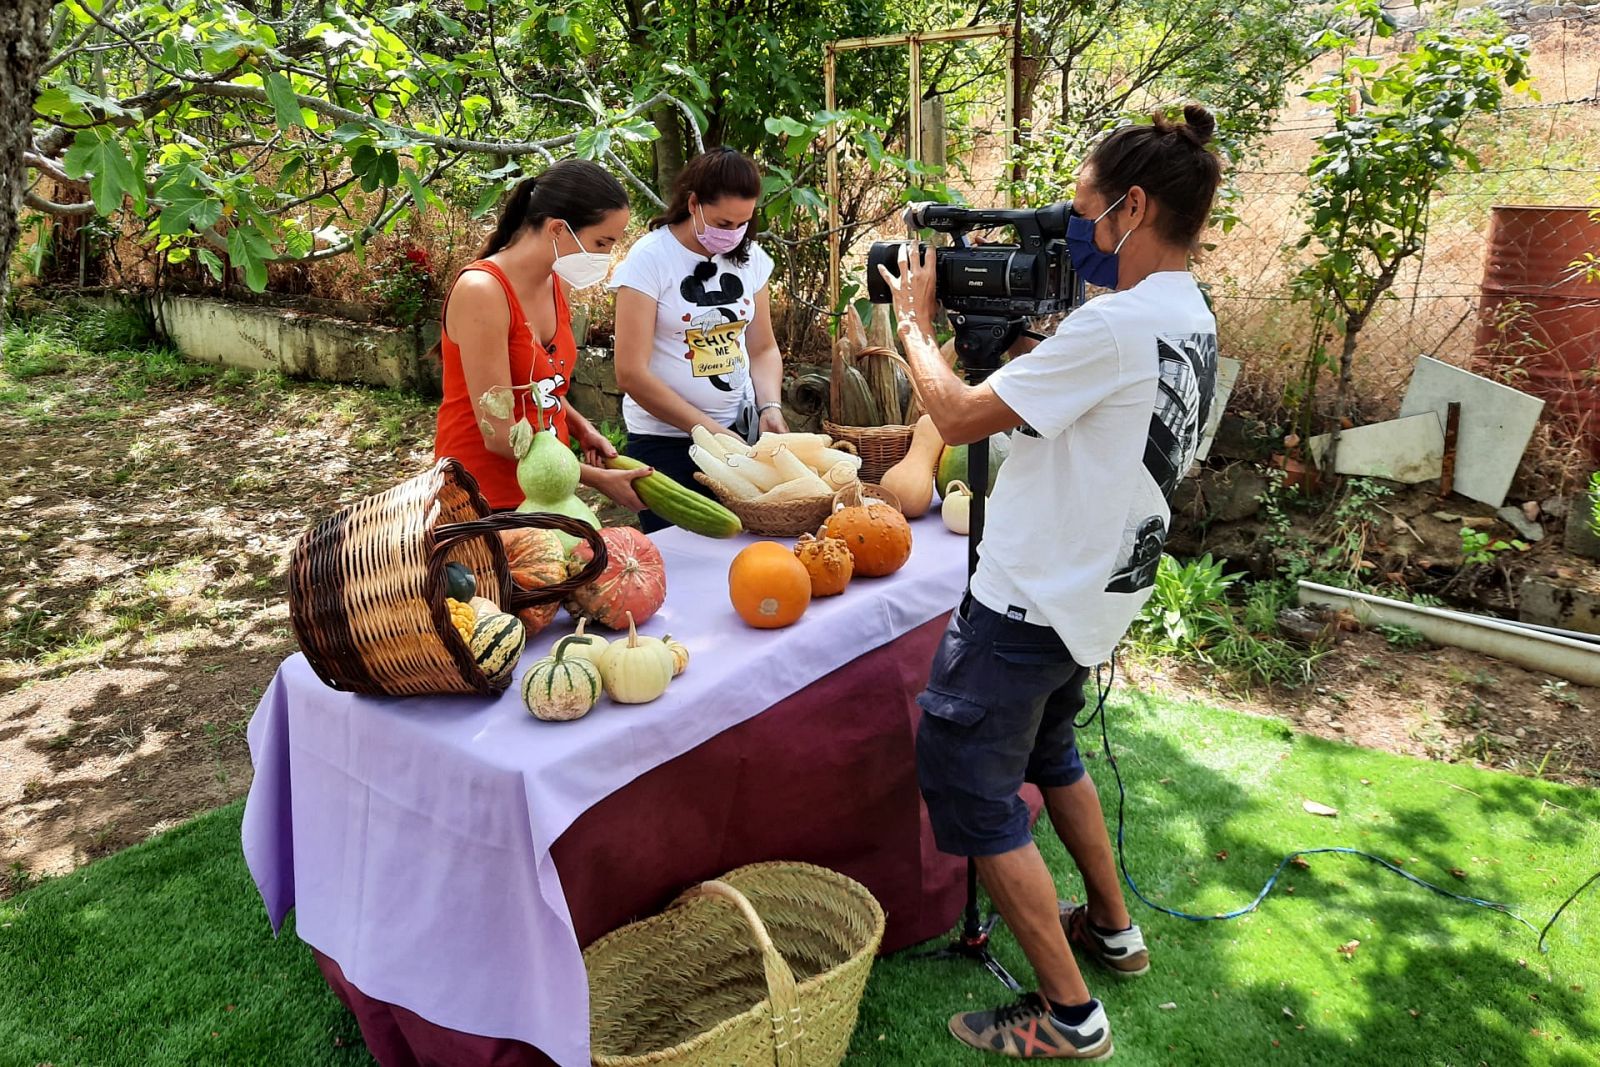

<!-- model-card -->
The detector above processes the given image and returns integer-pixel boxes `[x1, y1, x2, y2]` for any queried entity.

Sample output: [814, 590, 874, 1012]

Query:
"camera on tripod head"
[865, 202, 1084, 377]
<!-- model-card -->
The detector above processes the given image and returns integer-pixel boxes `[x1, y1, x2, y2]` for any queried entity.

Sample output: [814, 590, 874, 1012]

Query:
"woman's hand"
[880, 244, 938, 349]
[583, 464, 652, 512]
[574, 418, 618, 467]
[758, 406, 789, 435]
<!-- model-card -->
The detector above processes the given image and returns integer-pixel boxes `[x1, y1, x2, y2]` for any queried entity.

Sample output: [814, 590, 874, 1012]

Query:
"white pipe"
[1296, 580, 1600, 687]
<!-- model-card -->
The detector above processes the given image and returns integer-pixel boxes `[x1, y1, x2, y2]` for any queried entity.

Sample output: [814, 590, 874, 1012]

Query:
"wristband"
[757, 402, 783, 414]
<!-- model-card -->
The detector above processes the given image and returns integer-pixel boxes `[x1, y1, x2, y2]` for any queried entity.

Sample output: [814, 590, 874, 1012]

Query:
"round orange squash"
[823, 487, 913, 577]
[729, 541, 812, 629]
[793, 529, 853, 597]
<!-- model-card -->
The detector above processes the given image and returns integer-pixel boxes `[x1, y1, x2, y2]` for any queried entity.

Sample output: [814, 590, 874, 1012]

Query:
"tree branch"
[24, 191, 96, 216]
[604, 148, 666, 209]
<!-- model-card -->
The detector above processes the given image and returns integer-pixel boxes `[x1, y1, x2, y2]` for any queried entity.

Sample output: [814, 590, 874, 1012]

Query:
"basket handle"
[432, 513, 609, 612]
[680, 880, 804, 1067]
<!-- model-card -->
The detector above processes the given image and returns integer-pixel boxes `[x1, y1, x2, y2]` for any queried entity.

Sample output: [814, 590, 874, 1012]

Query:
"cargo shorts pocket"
[916, 689, 988, 729]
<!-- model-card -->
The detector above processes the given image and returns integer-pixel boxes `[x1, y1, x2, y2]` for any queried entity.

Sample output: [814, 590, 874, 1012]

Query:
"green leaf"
[379, 151, 401, 187]
[198, 248, 225, 282]
[62, 129, 143, 216]
[156, 181, 223, 236]
[573, 127, 611, 159]
[226, 226, 273, 292]
[264, 73, 304, 130]
[283, 226, 315, 260]
[764, 116, 809, 138]
[472, 182, 507, 218]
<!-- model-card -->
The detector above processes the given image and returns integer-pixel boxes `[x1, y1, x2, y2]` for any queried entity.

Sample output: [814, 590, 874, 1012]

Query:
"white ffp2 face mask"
[551, 224, 611, 289]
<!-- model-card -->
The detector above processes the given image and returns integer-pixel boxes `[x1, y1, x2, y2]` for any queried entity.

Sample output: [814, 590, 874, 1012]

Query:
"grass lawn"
[2, 691, 1596, 1066]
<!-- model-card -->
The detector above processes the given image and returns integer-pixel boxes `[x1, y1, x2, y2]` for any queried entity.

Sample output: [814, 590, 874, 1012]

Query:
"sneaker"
[948, 992, 1114, 1060]
[1061, 903, 1150, 977]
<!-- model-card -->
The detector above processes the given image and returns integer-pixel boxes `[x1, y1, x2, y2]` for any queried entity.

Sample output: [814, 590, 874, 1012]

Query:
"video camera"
[865, 202, 1084, 377]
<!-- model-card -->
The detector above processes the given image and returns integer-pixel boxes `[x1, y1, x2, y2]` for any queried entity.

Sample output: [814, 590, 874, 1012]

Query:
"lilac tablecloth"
[241, 520, 966, 1067]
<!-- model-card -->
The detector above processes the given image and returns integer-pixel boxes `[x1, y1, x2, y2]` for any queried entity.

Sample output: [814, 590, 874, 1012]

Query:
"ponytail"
[475, 158, 628, 259]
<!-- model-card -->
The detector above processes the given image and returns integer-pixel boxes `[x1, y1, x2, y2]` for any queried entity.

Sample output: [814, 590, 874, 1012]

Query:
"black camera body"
[865, 202, 1084, 375]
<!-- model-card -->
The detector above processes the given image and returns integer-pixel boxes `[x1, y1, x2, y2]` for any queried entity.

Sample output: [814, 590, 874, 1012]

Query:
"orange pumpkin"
[823, 486, 913, 578]
[793, 529, 853, 597]
[729, 541, 812, 629]
[501, 527, 570, 636]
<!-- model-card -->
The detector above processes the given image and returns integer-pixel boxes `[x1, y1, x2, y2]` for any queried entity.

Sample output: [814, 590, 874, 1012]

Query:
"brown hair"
[477, 158, 628, 259]
[1085, 104, 1222, 249]
[648, 147, 762, 265]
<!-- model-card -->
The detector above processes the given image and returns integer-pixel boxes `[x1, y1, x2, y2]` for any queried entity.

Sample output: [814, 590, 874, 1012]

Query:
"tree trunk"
[650, 103, 685, 194]
[1324, 315, 1365, 479]
[1, 0, 56, 321]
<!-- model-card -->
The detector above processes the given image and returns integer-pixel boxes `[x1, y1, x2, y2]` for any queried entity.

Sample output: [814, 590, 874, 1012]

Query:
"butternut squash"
[878, 415, 944, 518]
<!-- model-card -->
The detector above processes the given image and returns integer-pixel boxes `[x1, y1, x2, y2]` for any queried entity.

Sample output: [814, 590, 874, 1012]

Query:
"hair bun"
[1182, 104, 1217, 145]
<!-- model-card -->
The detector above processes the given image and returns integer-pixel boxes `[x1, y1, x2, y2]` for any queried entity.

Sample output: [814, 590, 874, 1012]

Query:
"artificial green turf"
[2, 692, 1597, 1066]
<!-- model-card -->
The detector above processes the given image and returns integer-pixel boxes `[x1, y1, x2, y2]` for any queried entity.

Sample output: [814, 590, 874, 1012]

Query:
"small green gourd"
[513, 406, 599, 549]
[522, 636, 602, 721]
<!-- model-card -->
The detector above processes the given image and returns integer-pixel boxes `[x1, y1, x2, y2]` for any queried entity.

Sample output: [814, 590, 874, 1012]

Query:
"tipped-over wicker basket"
[287, 457, 606, 697]
[825, 347, 924, 483]
[585, 861, 885, 1067]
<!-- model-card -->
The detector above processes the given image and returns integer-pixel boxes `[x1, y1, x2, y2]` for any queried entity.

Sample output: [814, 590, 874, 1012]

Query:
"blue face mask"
[1066, 193, 1132, 289]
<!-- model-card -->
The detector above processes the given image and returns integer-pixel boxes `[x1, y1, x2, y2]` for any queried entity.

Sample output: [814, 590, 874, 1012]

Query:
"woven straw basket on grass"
[585, 862, 885, 1067]
[287, 457, 606, 697]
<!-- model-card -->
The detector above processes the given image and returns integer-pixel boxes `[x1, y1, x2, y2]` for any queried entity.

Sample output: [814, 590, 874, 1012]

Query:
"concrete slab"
[1519, 576, 1600, 636]
[1306, 413, 1445, 483]
[1397, 356, 1544, 508]
[1195, 356, 1242, 462]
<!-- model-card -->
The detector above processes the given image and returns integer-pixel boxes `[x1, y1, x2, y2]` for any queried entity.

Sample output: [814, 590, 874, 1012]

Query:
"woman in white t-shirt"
[609, 148, 788, 532]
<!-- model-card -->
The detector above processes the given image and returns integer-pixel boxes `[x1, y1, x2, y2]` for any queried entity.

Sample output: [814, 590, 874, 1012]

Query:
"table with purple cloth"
[242, 519, 1035, 1066]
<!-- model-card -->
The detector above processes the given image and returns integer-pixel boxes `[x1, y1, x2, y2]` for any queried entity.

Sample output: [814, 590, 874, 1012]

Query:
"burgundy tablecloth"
[314, 615, 1042, 1066]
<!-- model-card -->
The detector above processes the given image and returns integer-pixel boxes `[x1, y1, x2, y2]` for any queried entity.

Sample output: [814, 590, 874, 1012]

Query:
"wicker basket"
[826, 348, 923, 483]
[287, 458, 607, 697]
[693, 473, 836, 537]
[586, 862, 885, 1067]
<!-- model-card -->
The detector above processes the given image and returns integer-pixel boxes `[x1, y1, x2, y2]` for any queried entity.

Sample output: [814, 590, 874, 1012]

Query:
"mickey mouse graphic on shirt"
[532, 372, 567, 413]
[679, 260, 751, 393]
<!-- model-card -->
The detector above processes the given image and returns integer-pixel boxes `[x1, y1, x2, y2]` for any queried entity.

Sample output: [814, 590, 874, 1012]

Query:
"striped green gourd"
[604, 455, 742, 538]
[522, 636, 602, 721]
[470, 612, 525, 684]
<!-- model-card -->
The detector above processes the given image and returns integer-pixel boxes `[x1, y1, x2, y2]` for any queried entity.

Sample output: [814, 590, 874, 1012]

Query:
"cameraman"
[878, 105, 1222, 1060]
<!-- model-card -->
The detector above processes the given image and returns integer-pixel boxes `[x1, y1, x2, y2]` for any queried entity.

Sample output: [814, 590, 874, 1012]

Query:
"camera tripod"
[909, 328, 1025, 993]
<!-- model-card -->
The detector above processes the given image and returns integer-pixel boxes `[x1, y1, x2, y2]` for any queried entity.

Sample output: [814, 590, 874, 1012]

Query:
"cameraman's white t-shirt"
[970, 271, 1218, 664]
[609, 227, 774, 438]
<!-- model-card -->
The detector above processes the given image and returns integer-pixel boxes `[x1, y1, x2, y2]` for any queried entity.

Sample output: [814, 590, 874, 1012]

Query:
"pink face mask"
[694, 202, 747, 256]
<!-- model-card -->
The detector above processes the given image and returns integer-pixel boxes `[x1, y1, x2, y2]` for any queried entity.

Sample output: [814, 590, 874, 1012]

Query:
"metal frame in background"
[824, 23, 1019, 316]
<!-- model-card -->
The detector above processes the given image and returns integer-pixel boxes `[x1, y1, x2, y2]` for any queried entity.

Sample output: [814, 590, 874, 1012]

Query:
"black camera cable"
[1075, 657, 1600, 955]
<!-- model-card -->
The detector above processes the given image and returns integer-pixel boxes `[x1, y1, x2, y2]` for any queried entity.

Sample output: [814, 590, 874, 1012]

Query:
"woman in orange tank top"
[434, 159, 651, 512]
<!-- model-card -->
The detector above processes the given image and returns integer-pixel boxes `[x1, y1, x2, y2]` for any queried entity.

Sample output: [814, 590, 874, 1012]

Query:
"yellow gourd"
[878, 415, 944, 518]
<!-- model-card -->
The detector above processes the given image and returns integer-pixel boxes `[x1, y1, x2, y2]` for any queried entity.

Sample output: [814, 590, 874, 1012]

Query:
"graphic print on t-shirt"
[685, 309, 748, 380]
[681, 261, 749, 392]
[1106, 331, 1219, 594]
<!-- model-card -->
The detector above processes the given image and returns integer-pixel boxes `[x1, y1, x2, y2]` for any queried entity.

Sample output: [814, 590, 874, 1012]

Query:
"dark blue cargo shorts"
[916, 596, 1090, 857]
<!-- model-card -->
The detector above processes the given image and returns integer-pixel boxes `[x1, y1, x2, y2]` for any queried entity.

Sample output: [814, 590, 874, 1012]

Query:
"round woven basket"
[287, 458, 606, 697]
[826, 347, 923, 483]
[585, 861, 885, 1067]
[693, 473, 837, 537]
[822, 421, 914, 484]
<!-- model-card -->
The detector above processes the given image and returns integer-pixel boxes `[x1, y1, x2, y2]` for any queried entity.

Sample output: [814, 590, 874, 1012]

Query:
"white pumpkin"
[522, 637, 603, 722]
[562, 617, 611, 669]
[941, 480, 974, 535]
[598, 612, 674, 705]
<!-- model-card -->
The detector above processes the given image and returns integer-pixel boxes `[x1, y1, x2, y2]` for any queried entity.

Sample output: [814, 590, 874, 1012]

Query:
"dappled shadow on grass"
[2, 304, 438, 891]
[853, 689, 1600, 1065]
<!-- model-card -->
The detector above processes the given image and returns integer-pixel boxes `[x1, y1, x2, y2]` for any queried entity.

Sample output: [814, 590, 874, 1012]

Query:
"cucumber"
[606, 455, 743, 539]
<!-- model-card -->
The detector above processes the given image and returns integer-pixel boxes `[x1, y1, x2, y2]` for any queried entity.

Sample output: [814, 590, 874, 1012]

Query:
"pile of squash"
[522, 612, 689, 722]
[442, 561, 527, 686]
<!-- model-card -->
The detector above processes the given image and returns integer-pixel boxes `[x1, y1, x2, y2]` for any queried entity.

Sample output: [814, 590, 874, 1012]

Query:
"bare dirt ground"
[3, 304, 1597, 898]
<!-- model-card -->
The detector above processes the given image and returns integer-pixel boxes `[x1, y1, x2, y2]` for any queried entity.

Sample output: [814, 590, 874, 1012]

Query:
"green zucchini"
[605, 455, 743, 538]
